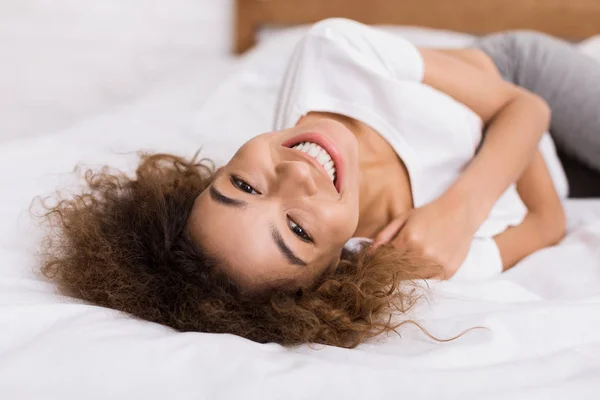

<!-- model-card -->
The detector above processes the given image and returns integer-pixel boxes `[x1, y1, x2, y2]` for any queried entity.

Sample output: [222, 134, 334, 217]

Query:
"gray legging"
[474, 31, 600, 176]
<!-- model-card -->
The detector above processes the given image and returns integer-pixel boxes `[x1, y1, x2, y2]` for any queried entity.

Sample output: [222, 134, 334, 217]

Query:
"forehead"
[187, 189, 307, 286]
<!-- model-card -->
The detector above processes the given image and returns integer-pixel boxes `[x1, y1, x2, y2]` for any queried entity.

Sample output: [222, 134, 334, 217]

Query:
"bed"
[2, 1, 600, 399]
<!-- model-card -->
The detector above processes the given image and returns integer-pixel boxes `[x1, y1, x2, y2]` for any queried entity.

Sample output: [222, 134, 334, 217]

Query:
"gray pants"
[474, 32, 600, 178]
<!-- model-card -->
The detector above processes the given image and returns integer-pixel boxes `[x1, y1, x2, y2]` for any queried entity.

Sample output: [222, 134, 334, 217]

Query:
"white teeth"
[290, 141, 337, 183]
[307, 145, 320, 157]
[316, 150, 331, 164]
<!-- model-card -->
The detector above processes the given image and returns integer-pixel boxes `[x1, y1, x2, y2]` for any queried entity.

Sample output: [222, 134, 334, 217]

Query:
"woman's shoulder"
[304, 18, 410, 49]
[306, 18, 370, 37]
[299, 18, 424, 81]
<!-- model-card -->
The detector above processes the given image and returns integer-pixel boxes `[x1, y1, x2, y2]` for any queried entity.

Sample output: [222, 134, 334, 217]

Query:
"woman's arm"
[424, 48, 565, 270]
[419, 48, 551, 228]
[374, 48, 554, 273]
[493, 150, 566, 270]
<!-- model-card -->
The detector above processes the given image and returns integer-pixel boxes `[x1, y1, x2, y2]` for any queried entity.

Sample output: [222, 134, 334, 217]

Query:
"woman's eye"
[288, 217, 312, 243]
[231, 176, 259, 194]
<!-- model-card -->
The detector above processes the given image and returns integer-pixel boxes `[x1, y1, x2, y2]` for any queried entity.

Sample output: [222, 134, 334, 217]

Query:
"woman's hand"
[372, 191, 479, 278]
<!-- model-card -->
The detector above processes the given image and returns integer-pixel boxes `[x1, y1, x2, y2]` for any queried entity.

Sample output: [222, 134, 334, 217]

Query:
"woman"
[40, 19, 600, 348]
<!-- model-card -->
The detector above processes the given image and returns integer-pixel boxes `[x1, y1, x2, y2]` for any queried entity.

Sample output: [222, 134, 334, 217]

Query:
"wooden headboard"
[235, 0, 600, 53]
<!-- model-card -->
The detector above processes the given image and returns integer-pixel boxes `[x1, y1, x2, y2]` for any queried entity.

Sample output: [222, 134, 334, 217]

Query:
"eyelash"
[288, 217, 313, 243]
[231, 175, 260, 195]
[230, 175, 313, 243]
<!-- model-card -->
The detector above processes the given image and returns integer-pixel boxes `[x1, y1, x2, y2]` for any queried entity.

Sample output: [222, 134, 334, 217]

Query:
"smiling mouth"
[283, 132, 344, 193]
[290, 141, 337, 184]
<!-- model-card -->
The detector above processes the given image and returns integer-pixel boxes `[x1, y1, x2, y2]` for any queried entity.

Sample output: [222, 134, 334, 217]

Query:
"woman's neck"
[354, 123, 414, 238]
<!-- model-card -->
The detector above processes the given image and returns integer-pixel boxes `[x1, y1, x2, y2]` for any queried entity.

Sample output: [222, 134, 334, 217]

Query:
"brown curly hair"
[37, 153, 441, 348]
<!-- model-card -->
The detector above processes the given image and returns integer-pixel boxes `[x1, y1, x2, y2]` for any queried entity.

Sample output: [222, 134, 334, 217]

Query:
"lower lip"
[282, 132, 345, 193]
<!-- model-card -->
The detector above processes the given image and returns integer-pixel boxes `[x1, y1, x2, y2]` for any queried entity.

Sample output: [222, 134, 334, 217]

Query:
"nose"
[275, 160, 318, 197]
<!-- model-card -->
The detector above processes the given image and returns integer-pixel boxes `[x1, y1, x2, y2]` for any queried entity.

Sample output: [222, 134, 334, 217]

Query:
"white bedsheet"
[1, 27, 600, 399]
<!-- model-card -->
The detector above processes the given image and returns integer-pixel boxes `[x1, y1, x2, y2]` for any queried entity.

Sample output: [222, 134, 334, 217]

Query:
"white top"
[273, 18, 528, 279]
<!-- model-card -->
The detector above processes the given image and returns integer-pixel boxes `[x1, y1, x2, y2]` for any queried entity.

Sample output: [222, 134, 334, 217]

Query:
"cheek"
[319, 203, 359, 244]
[233, 140, 269, 162]
[230, 129, 286, 159]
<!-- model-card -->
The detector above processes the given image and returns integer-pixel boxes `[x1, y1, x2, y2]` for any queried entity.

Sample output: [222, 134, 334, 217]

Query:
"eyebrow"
[270, 224, 307, 267]
[209, 185, 247, 208]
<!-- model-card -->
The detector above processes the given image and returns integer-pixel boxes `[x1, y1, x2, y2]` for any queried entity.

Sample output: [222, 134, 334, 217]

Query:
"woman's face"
[187, 115, 360, 288]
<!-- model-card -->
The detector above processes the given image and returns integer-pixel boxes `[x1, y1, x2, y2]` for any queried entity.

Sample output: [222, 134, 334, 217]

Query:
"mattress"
[1, 27, 600, 399]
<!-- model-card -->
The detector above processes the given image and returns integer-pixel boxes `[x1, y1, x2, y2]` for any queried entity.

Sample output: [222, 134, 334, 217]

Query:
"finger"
[372, 214, 409, 249]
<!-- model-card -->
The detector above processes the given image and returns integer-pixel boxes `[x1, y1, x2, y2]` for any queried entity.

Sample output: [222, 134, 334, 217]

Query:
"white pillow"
[0, 0, 233, 145]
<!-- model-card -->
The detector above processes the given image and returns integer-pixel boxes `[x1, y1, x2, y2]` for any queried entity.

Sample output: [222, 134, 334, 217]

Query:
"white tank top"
[273, 19, 527, 279]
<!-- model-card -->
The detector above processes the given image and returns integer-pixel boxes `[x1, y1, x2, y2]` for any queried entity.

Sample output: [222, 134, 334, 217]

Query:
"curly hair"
[37, 153, 442, 348]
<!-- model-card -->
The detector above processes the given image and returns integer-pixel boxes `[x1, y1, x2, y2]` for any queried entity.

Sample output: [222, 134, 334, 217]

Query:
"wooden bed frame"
[235, 0, 600, 53]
